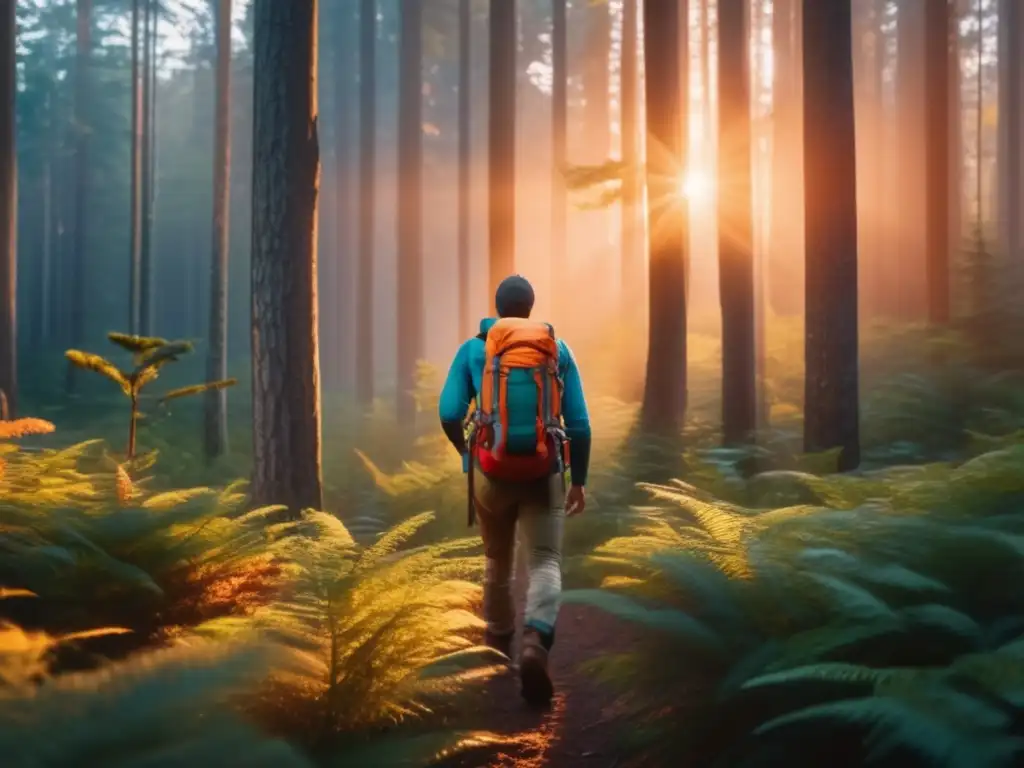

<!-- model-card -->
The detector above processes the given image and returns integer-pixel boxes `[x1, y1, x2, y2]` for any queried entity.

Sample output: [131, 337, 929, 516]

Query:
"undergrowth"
[568, 437, 1024, 766]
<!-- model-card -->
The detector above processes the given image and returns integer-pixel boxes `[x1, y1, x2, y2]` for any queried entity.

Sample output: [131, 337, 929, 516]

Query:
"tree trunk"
[40, 88, 52, 344]
[356, 0, 376, 407]
[550, 0, 567, 308]
[802, 0, 860, 470]
[204, 0, 232, 459]
[896, 0, 926, 320]
[330, 4, 355, 392]
[457, 0, 472, 339]
[396, 1, 423, 421]
[250, 0, 323, 515]
[769, 0, 804, 316]
[67, 0, 92, 395]
[620, 0, 640, 322]
[640, 0, 688, 433]
[129, 0, 142, 334]
[0, 0, 14, 417]
[489, 0, 516, 299]
[998, 0, 1023, 267]
[924, 0, 952, 325]
[140, 0, 153, 335]
[717, 0, 755, 446]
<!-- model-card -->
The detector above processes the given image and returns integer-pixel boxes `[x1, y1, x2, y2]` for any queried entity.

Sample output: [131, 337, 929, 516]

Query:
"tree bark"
[356, 0, 376, 407]
[250, 0, 323, 514]
[550, 0, 567, 305]
[205, 0, 232, 458]
[924, 0, 952, 325]
[802, 0, 860, 470]
[998, 0, 1024, 267]
[620, 0, 640, 322]
[896, 0, 926, 320]
[552, 1, 569, 311]
[640, 0, 687, 433]
[489, 0, 516, 299]
[457, 0, 471, 339]
[140, 0, 153, 335]
[717, 0, 755, 445]
[129, 0, 142, 334]
[769, 0, 804, 316]
[67, 0, 92, 395]
[0, 0, 15, 416]
[396, 1, 423, 421]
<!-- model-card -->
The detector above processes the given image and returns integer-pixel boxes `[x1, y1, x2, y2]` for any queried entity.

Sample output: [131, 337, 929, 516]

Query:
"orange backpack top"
[470, 318, 568, 483]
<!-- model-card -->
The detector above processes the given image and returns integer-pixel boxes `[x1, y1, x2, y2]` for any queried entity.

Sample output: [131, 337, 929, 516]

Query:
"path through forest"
[438, 604, 642, 768]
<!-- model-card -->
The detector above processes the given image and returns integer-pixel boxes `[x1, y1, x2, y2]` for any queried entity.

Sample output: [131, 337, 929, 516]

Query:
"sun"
[678, 169, 714, 202]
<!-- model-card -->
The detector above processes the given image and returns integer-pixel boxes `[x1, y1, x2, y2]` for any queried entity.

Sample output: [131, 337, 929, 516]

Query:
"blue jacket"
[438, 317, 592, 486]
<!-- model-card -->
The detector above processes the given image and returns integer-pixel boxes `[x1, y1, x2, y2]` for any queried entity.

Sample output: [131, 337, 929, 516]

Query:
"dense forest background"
[13, 0, 1015, 414]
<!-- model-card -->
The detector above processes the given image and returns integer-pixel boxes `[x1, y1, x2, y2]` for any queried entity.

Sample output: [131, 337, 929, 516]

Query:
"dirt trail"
[438, 604, 641, 768]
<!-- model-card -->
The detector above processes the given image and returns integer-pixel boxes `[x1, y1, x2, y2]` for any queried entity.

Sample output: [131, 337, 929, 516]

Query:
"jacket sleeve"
[559, 340, 592, 486]
[438, 341, 474, 454]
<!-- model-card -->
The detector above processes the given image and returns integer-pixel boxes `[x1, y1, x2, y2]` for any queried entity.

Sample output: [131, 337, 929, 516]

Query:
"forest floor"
[436, 604, 642, 768]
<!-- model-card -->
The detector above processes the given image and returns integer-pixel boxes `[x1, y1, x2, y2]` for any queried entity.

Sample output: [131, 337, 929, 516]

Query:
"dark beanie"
[494, 274, 535, 318]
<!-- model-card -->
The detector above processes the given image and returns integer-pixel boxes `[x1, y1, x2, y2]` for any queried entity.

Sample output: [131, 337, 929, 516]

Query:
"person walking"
[438, 274, 592, 706]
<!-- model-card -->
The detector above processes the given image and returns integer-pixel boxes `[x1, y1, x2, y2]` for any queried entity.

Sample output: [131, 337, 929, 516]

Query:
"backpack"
[468, 318, 568, 485]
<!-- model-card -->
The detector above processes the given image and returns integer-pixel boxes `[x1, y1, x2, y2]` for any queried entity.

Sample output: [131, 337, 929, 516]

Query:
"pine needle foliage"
[66, 332, 237, 458]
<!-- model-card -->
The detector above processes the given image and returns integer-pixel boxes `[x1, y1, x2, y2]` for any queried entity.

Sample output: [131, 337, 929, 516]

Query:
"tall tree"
[356, 0, 375, 407]
[457, 0, 471, 339]
[396, 0, 423, 421]
[620, 0, 640, 321]
[769, 0, 803, 316]
[0, 0, 14, 415]
[140, 0, 154, 334]
[204, 0, 232, 458]
[489, 0, 516, 297]
[129, 0, 142, 333]
[249, 0, 323, 513]
[67, 0, 92, 395]
[640, 0, 687, 433]
[998, 0, 1023, 266]
[924, 0, 952, 325]
[717, 0, 755, 445]
[802, 0, 860, 470]
[896, 0, 926, 319]
[551, 0, 567, 303]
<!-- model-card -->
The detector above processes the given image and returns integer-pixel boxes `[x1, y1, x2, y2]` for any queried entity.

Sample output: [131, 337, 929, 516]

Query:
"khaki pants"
[473, 468, 566, 639]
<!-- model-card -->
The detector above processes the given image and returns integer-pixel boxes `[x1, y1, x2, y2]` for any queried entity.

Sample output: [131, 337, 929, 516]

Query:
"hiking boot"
[519, 628, 554, 706]
[484, 629, 514, 659]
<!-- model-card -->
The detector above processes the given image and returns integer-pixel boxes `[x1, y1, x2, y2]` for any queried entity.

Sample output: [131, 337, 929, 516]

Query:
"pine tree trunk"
[640, 0, 687, 433]
[619, 0, 639, 322]
[204, 0, 232, 459]
[924, 0, 952, 325]
[140, 0, 153, 335]
[769, 0, 804, 316]
[550, 0, 567, 307]
[356, 0, 376, 407]
[998, 0, 1023, 267]
[489, 0, 516, 298]
[896, 0, 926, 320]
[396, 1, 423, 422]
[457, 0, 472, 339]
[802, 0, 860, 470]
[0, 0, 14, 417]
[129, 0, 142, 334]
[330, 3, 355, 393]
[717, 0, 755, 446]
[250, 0, 323, 515]
[67, 0, 91, 395]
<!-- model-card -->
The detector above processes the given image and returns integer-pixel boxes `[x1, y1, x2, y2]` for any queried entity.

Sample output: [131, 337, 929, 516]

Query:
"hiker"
[438, 274, 591, 706]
